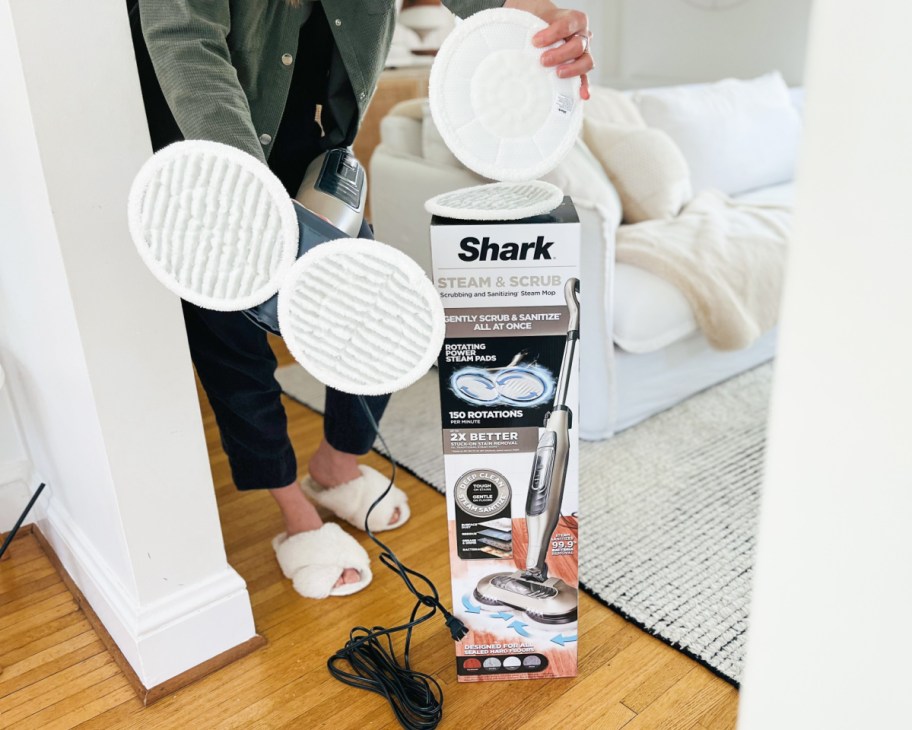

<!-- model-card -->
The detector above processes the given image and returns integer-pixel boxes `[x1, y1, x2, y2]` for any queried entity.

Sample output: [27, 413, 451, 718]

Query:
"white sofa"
[370, 75, 803, 440]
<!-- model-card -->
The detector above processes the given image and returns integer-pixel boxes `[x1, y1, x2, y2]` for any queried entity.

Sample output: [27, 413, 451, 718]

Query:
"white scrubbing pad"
[278, 239, 445, 396]
[495, 369, 549, 404]
[425, 180, 563, 221]
[453, 370, 500, 404]
[429, 8, 583, 182]
[128, 140, 298, 311]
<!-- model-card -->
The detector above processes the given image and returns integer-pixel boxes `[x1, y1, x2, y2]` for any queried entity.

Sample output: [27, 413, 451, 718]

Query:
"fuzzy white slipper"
[301, 465, 411, 533]
[272, 523, 372, 599]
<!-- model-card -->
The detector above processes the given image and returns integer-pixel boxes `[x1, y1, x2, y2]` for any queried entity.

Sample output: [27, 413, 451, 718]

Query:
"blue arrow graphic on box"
[461, 595, 481, 614]
[492, 611, 513, 621]
[508, 620, 531, 637]
[550, 633, 578, 646]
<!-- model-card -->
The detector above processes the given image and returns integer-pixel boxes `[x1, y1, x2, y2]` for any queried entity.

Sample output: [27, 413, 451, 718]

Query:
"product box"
[430, 199, 581, 682]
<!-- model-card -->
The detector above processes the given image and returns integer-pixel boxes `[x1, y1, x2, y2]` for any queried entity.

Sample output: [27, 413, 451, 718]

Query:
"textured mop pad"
[278, 238, 445, 396]
[424, 181, 563, 221]
[128, 140, 298, 311]
[494, 367, 550, 404]
[452, 369, 499, 404]
[429, 8, 583, 182]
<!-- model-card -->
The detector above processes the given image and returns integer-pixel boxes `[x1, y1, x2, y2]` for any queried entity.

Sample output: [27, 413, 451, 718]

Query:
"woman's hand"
[504, 0, 593, 100]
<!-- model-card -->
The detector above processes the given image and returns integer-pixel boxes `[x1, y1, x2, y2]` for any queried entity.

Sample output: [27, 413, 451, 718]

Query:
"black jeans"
[132, 6, 389, 490]
[182, 221, 389, 492]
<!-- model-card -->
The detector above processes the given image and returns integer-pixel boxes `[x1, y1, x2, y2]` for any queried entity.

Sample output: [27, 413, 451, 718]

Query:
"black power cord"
[327, 397, 466, 730]
[0, 482, 46, 560]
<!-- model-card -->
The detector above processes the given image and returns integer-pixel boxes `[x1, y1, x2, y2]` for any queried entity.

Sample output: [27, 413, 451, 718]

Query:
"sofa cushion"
[633, 72, 802, 196]
[422, 102, 463, 168]
[584, 121, 692, 223]
[614, 264, 697, 354]
[380, 115, 423, 158]
[388, 97, 425, 121]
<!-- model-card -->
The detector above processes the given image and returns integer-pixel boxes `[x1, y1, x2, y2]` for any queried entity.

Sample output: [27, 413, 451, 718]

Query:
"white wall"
[739, 1, 912, 727]
[0, 369, 31, 533]
[580, 0, 812, 88]
[0, 0, 256, 688]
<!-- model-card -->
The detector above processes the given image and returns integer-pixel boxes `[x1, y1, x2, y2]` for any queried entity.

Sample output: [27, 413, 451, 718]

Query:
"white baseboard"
[38, 497, 258, 688]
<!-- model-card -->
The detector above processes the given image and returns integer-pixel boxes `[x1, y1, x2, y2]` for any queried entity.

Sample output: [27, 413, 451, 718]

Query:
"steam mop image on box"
[473, 278, 579, 626]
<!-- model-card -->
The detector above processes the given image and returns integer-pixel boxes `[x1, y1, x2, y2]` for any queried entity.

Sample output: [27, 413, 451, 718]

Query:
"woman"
[130, 0, 593, 598]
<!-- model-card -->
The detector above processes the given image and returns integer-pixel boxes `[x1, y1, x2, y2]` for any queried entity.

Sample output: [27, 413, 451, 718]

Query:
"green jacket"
[139, 0, 504, 163]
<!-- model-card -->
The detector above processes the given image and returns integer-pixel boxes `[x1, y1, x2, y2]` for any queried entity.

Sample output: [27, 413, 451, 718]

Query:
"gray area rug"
[276, 363, 772, 685]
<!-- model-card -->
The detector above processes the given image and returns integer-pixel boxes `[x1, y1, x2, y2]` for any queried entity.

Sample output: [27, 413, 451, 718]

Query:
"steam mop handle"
[554, 278, 580, 410]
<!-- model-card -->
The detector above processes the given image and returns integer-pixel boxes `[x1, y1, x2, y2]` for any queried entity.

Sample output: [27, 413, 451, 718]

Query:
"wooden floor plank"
[696, 682, 742, 730]
[41, 683, 138, 730]
[0, 633, 104, 697]
[0, 554, 57, 591]
[0, 615, 94, 669]
[622, 667, 735, 730]
[0, 580, 69, 619]
[0, 349, 740, 728]
[10, 675, 136, 730]
[1, 656, 122, 726]
[0, 610, 87, 664]
[621, 638, 698, 713]
[0, 571, 67, 607]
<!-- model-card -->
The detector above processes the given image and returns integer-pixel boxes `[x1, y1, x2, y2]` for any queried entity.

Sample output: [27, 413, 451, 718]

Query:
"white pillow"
[541, 139, 618, 211]
[584, 86, 647, 127]
[633, 72, 802, 196]
[584, 121, 692, 223]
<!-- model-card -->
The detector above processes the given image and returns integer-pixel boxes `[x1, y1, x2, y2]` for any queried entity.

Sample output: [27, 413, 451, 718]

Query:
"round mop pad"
[277, 239, 445, 396]
[128, 140, 299, 311]
[424, 180, 563, 221]
[495, 368, 550, 404]
[452, 369, 500, 404]
[429, 8, 583, 182]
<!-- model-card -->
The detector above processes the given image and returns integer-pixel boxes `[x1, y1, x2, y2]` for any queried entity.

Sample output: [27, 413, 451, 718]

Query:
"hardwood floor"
[0, 337, 740, 729]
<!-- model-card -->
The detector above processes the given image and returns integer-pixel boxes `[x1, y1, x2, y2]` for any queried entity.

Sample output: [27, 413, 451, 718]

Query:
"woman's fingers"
[524, 7, 593, 100]
[556, 53, 595, 81]
[532, 10, 588, 48]
[540, 33, 590, 67]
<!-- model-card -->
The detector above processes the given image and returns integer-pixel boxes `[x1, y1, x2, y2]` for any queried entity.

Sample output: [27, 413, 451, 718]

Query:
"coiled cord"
[327, 397, 466, 730]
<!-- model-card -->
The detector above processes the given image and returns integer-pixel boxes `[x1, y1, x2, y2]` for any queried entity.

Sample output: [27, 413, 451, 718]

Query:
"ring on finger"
[576, 33, 591, 55]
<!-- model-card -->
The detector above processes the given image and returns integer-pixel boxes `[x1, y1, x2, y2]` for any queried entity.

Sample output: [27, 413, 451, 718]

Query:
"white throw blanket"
[616, 190, 792, 351]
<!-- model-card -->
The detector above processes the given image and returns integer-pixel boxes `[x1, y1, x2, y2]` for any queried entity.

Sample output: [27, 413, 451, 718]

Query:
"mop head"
[424, 180, 563, 221]
[429, 8, 583, 182]
[128, 140, 298, 311]
[474, 571, 579, 625]
[277, 238, 445, 396]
